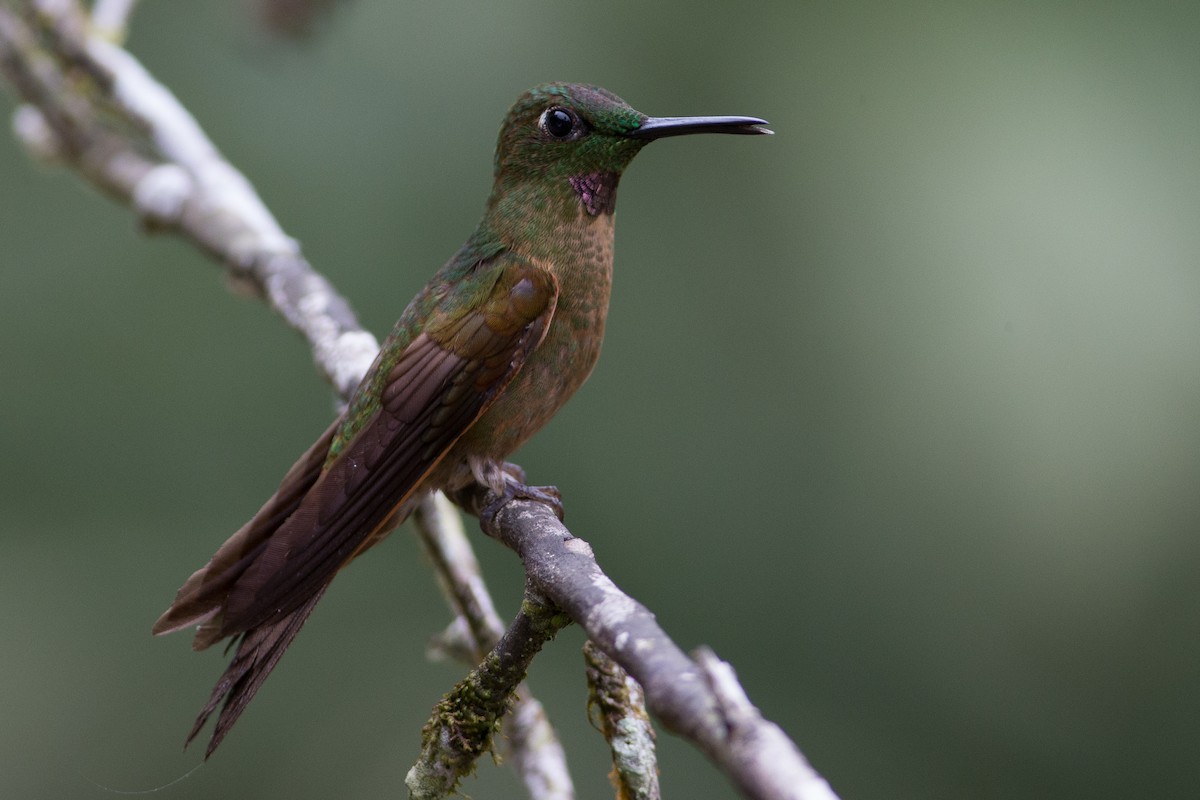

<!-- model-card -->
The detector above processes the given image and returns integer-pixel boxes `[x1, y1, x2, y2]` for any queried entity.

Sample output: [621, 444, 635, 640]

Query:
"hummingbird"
[153, 82, 770, 756]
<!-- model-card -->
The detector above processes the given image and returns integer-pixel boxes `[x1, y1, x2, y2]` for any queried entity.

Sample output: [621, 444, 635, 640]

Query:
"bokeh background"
[3, 2, 1199, 798]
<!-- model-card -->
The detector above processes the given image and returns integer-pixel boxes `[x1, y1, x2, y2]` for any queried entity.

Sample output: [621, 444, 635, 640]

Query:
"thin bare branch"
[694, 648, 837, 800]
[504, 692, 574, 800]
[90, 0, 138, 40]
[415, 493, 507, 648]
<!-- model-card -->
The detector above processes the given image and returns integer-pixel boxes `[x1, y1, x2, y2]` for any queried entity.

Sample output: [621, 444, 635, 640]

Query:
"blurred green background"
[2, 1, 1199, 798]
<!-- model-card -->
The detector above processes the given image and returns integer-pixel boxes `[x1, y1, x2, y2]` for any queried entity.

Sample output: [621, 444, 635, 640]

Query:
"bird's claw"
[480, 478, 565, 532]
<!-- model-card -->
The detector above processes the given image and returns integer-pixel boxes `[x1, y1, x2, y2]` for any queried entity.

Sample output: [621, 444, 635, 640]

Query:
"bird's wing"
[153, 255, 558, 647]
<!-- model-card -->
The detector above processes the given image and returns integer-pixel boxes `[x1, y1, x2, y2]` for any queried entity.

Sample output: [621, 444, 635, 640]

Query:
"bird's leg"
[469, 458, 565, 527]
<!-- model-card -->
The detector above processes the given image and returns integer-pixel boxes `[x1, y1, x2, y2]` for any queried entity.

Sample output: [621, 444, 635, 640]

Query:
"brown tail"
[187, 582, 329, 758]
[152, 419, 340, 756]
[152, 420, 341, 647]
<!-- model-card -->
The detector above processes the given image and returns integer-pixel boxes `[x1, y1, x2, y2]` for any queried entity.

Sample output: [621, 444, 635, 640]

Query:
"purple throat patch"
[569, 172, 618, 216]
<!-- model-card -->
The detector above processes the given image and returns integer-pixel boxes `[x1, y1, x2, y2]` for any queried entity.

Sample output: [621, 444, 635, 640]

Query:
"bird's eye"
[541, 107, 578, 139]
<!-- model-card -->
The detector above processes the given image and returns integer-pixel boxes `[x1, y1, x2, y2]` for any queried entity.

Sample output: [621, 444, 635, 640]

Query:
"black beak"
[629, 115, 773, 139]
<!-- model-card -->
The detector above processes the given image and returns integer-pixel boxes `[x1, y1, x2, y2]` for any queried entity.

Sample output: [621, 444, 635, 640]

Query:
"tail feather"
[188, 583, 330, 758]
[152, 418, 341, 647]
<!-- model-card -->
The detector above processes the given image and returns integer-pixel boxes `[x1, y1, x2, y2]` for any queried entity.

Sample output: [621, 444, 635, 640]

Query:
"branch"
[90, 0, 137, 40]
[405, 591, 571, 800]
[413, 493, 574, 800]
[0, 0, 376, 398]
[453, 491, 841, 800]
[584, 640, 660, 800]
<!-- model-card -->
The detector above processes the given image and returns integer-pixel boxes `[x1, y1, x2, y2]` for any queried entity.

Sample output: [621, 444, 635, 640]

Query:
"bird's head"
[491, 83, 770, 213]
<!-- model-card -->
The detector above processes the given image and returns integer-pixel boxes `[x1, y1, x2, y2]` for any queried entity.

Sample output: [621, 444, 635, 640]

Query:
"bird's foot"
[479, 462, 565, 531]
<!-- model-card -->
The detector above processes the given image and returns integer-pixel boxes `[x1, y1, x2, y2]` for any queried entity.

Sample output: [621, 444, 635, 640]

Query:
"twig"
[90, 0, 137, 40]
[414, 493, 507, 648]
[584, 641, 660, 800]
[694, 648, 837, 800]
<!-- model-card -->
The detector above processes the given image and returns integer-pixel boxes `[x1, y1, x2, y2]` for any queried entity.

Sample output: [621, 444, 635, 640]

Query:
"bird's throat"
[568, 171, 619, 217]
[483, 170, 622, 264]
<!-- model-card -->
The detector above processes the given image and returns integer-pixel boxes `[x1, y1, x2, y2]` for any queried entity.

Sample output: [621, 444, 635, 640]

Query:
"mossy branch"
[413, 493, 574, 800]
[585, 640, 660, 800]
[405, 592, 571, 799]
